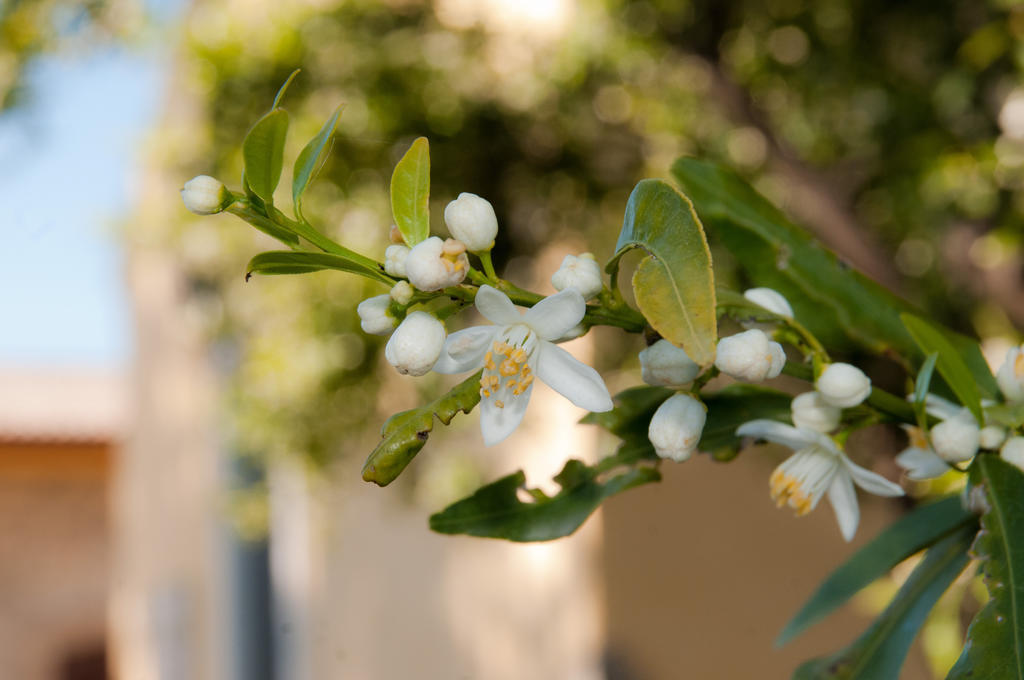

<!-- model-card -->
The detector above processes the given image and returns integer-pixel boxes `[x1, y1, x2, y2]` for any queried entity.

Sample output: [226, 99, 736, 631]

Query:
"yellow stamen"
[499, 360, 519, 377]
[511, 348, 528, 364]
[484, 352, 495, 371]
[495, 400, 505, 409]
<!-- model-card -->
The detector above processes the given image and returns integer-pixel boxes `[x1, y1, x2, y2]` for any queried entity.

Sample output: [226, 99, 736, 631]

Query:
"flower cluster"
[352, 191, 613, 445]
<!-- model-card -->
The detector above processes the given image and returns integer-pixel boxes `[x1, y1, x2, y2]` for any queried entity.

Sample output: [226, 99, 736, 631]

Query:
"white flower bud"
[714, 329, 785, 382]
[743, 287, 794, 319]
[384, 311, 446, 376]
[980, 425, 1007, 450]
[791, 391, 841, 433]
[997, 345, 1024, 403]
[550, 253, 603, 301]
[639, 339, 701, 387]
[444, 192, 499, 251]
[384, 244, 410, 278]
[930, 410, 980, 463]
[816, 363, 871, 408]
[647, 393, 706, 462]
[357, 295, 397, 336]
[390, 281, 414, 305]
[405, 236, 469, 291]
[181, 175, 229, 215]
[1000, 436, 1024, 471]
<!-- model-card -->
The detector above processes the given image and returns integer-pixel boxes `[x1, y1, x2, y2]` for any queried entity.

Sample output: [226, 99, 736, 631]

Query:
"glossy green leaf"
[913, 352, 939, 412]
[607, 179, 717, 367]
[362, 371, 482, 486]
[245, 250, 392, 285]
[243, 108, 289, 205]
[671, 158, 997, 396]
[272, 69, 300, 109]
[429, 447, 660, 541]
[947, 455, 1024, 680]
[390, 137, 431, 246]
[901, 314, 984, 424]
[292, 105, 343, 217]
[793, 525, 974, 680]
[778, 495, 976, 647]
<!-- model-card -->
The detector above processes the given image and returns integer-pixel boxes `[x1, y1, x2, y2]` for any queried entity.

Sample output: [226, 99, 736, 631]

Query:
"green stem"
[478, 251, 500, 282]
[272, 208, 381, 270]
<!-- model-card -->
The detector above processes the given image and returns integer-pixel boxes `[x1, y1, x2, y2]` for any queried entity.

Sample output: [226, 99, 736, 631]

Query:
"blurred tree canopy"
[122, 0, 1024, 467]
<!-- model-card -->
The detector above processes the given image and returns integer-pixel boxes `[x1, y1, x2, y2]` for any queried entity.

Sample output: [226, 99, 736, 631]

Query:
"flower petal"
[840, 453, 905, 497]
[827, 471, 860, 542]
[523, 288, 586, 341]
[475, 285, 521, 325]
[434, 326, 496, 374]
[894, 447, 950, 481]
[534, 342, 613, 412]
[736, 420, 827, 452]
[480, 388, 532, 446]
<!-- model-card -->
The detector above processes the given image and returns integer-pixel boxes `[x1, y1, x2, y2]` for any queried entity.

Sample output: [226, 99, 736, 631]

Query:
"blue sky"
[0, 49, 165, 367]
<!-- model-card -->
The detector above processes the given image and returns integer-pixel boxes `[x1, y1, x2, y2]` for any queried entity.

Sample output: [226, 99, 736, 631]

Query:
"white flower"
[444, 192, 499, 251]
[930, 409, 980, 463]
[1000, 436, 1024, 472]
[385, 311, 446, 376]
[648, 393, 706, 462]
[384, 244, 410, 278]
[997, 345, 1024, 402]
[714, 329, 785, 382]
[743, 287, 794, 319]
[550, 253, 604, 301]
[434, 285, 613, 445]
[181, 175, 229, 215]
[405, 237, 469, 291]
[791, 392, 841, 433]
[895, 426, 950, 481]
[737, 420, 904, 541]
[816, 363, 871, 408]
[980, 425, 1007, 450]
[357, 295, 397, 336]
[639, 339, 701, 387]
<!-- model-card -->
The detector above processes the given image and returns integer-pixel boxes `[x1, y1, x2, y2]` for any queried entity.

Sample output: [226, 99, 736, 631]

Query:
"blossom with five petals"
[434, 285, 613, 445]
[737, 420, 904, 541]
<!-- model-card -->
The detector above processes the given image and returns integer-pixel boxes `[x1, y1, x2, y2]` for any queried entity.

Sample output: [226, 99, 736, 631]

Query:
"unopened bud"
[384, 244, 410, 278]
[931, 410, 980, 463]
[384, 311, 446, 376]
[405, 236, 469, 291]
[181, 175, 229, 215]
[714, 329, 785, 382]
[551, 253, 603, 301]
[390, 281, 414, 305]
[1000, 436, 1024, 472]
[444, 192, 499, 251]
[980, 425, 1007, 450]
[816, 363, 871, 408]
[647, 393, 706, 462]
[357, 295, 397, 336]
[997, 345, 1024, 403]
[639, 339, 700, 387]
[791, 391, 841, 433]
[743, 287, 794, 319]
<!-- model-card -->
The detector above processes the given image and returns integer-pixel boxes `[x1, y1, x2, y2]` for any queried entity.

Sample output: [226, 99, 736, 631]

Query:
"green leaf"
[428, 450, 660, 542]
[902, 314, 983, 424]
[778, 495, 976, 647]
[292, 105, 344, 217]
[272, 68, 301, 109]
[793, 525, 974, 680]
[698, 384, 793, 459]
[243, 108, 289, 205]
[245, 250, 392, 285]
[913, 352, 939, 411]
[361, 371, 482, 486]
[947, 455, 1024, 680]
[671, 158, 997, 396]
[390, 137, 431, 246]
[580, 385, 673, 439]
[607, 179, 717, 367]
